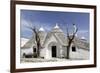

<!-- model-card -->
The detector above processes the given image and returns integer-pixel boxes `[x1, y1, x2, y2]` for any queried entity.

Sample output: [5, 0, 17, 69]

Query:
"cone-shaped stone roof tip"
[39, 27, 45, 31]
[54, 23, 59, 29]
[52, 23, 63, 32]
[81, 36, 86, 40]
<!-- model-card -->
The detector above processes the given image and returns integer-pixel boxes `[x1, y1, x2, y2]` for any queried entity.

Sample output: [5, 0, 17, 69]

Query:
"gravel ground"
[20, 58, 85, 63]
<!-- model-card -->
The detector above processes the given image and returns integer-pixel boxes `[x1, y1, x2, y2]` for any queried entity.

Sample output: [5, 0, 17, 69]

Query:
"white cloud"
[21, 19, 33, 31]
[78, 30, 89, 34]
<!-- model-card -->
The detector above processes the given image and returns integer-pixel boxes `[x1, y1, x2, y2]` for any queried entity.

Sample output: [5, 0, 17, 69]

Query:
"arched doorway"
[51, 46, 57, 57]
[47, 42, 59, 58]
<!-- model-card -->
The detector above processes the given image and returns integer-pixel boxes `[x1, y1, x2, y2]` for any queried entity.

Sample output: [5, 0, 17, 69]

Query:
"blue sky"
[20, 9, 90, 41]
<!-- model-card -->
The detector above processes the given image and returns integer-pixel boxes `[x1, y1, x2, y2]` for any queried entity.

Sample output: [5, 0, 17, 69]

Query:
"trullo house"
[21, 24, 89, 60]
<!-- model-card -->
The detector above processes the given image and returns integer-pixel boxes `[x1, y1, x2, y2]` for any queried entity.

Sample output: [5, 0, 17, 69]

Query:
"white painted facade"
[21, 24, 89, 60]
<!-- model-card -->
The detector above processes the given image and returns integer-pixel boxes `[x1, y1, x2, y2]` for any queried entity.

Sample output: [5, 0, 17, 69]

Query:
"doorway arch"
[48, 42, 59, 58]
[51, 46, 57, 57]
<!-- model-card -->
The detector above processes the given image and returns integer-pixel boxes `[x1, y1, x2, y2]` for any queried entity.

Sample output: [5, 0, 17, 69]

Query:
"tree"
[66, 24, 78, 59]
[28, 26, 41, 58]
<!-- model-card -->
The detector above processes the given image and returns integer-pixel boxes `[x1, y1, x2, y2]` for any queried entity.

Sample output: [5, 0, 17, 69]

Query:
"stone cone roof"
[21, 23, 89, 51]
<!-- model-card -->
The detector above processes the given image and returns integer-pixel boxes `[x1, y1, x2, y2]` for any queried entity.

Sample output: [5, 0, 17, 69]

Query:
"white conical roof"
[81, 36, 86, 40]
[52, 23, 63, 33]
[21, 38, 29, 47]
[39, 27, 45, 31]
[54, 23, 59, 29]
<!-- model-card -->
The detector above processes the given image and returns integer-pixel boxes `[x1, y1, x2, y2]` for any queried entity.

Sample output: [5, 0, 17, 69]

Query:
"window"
[23, 53, 26, 58]
[72, 46, 76, 52]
